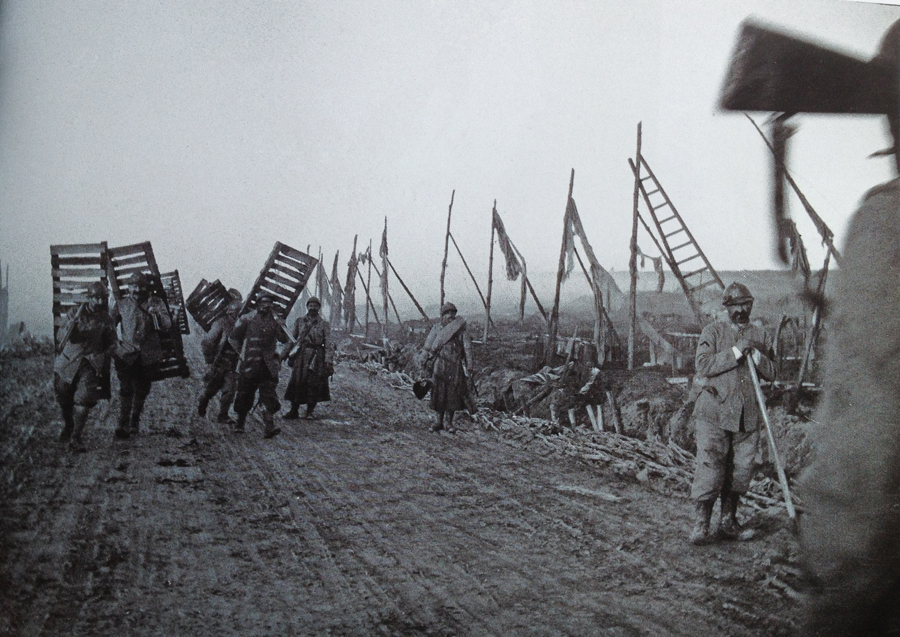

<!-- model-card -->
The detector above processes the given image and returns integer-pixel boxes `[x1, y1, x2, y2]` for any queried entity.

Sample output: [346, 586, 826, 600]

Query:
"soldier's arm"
[753, 331, 777, 382]
[148, 296, 173, 331]
[201, 320, 224, 359]
[228, 316, 248, 353]
[463, 328, 474, 370]
[695, 325, 738, 378]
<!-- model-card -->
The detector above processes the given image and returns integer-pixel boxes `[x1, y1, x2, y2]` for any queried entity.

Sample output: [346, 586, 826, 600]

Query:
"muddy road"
[1, 343, 803, 636]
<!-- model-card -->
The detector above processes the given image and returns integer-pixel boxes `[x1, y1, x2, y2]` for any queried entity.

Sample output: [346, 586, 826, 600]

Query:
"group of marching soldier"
[53, 273, 476, 447]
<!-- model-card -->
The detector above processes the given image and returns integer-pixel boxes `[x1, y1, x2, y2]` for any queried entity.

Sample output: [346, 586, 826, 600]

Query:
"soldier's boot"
[197, 391, 212, 418]
[717, 492, 744, 540]
[216, 402, 234, 425]
[304, 402, 317, 420]
[69, 405, 90, 453]
[445, 410, 456, 433]
[689, 499, 715, 545]
[129, 395, 147, 435]
[284, 402, 300, 420]
[431, 412, 444, 433]
[234, 412, 246, 433]
[59, 407, 75, 442]
[262, 411, 281, 439]
[114, 396, 132, 439]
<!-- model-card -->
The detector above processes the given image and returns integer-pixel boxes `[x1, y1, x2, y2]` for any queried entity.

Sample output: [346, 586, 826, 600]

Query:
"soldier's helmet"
[128, 271, 151, 291]
[257, 292, 274, 303]
[228, 288, 243, 303]
[87, 281, 108, 300]
[226, 299, 242, 314]
[722, 282, 754, 306]
[307, 296, 321, 308]
[441, 302, 458, 316]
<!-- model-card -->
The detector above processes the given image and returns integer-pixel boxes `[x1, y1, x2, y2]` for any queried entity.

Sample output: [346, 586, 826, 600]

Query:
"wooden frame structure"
[161, 270, 190, 335]
[186, 278, 234, 333]
[50, 242, 109, 347]
[240, 242, 317, 320]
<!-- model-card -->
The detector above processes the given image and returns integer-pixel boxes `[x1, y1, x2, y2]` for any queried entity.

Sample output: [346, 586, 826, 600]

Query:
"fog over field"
[1, 0, 897, 336]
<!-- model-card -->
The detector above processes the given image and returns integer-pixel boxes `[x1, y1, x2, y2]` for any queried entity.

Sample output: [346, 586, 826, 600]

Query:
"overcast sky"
[1, 0, 898, 334]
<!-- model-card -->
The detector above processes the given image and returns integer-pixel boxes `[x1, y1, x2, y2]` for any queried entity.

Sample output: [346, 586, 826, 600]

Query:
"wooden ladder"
[629, 154, 724, 325]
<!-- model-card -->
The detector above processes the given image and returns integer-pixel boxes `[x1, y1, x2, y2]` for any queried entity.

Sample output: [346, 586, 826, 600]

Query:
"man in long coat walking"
[423, 302, 474, 433]
[283, 296, 333, 420]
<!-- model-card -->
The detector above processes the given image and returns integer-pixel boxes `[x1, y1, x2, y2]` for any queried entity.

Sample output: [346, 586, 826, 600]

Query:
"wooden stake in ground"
[440, 189, 455, 309]
[747, 355, 797, 521]
[386, 258, 429, 321]
[483, 200, 496, 342]
[380, 218, 389, 337]
[548, 169, 575, 365]
[356, 264, 382, 328]
[365, 240, 373, 339]
[629, 122, 642, 370]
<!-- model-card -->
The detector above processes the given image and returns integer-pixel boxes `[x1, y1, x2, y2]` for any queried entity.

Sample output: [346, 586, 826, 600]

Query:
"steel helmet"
[87, 281, 108, 299]
[128, 271, 150, 289]
[722, 282, 754, 306]
[440, 302, 457, 316]
[307, 296, 321, 308]
[228, 288, 243, 303]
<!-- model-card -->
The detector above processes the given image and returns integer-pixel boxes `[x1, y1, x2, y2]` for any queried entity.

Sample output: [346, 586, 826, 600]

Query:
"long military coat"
[424, 318, 474, 413]
[285, 313, 333, 404]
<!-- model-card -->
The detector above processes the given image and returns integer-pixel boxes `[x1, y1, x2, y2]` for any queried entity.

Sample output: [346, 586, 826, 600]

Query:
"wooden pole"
[548, 169, 575, 364]
[357, 265, 382, 326]
[483, 200, 497, 341]
[370, 260, 403, 326]
[747, 356, 797, 520]
[796, 251, 831, 388]
[629, 122, 642, 370]
[440, 190, 455, 309]
[381, 217, 389, 336]
[387, 258, 429, 321]
[448, 232, 493, 320]
[573, 246, 606, 365]
[523, 276, 548, 323]
[365, 240, 373, 338]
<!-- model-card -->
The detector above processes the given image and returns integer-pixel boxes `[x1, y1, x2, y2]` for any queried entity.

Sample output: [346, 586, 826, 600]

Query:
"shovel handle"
[747, 355, 797, 520]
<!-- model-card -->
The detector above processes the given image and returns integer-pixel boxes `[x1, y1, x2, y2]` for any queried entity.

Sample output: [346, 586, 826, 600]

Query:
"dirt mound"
[615, 370, 687, 443]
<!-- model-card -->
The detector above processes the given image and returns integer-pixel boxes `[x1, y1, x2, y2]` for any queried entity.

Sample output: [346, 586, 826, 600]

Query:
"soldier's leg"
[258, 372, 281, 439]
[54, 373, 76, 442]
[129, 373, 152, 434]
[232, 374, 257, 433]
[446, 410, 455, 430]
[216, 371, 238, 424]
[198, 367, 226, 417]
[304, 402, 317, 419]
[718, 430, 761, 540]
[70, 364, 102, 452]
[690, 419, 729, 544]
[431, 411, 444, 433]
[115, 360, 135, 439]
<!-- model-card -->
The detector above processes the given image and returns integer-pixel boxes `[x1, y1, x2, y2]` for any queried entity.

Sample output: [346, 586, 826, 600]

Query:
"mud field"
[1, 335, 807, 636]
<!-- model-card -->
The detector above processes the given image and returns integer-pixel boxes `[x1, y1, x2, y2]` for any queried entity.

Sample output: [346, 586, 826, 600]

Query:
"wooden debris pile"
[469, 409, 797, 511]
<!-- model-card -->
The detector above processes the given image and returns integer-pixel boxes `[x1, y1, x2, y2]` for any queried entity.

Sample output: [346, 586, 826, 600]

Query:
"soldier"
[53, 281, 116, 452]
[111, 271, 173, 439]
[688, 283, 775, 545]
[794, 22, 900, 636]
[197, 290, 243, 424]
[228, 292, 286, 438]
[283, 296, 334, 420]
[719, 18, 900, 632]
[422, 302, 474, 433]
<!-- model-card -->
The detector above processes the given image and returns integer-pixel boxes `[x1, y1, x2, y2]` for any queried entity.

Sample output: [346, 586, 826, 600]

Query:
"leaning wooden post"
[548, 169, 575, 365]
[483, 200, 497, 341]
[357, 266, 382, 327]
[629, 122, 642, 370]
[387, 258, 429, 321]
[796, 251, 831, 388]
[440, 189, 455, 309]
[365, 240, 373, 339]
[380, 218, 389, 337]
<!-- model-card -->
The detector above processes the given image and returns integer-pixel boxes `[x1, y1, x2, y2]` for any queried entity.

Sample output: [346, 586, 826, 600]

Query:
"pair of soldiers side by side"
[53, 271, 174, 449]
[420, 302, 475, 433]
[688, 282, 776, 545]
[197, 289, 243, 424]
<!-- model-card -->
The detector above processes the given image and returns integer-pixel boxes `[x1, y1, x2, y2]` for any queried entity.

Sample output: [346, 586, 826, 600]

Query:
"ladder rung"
[645, 188, 660, 196]
[691, 278, 721, 292]
[671, 241, 693, 251]
[683, 267, 710, 279]
[658, 214, 677, 224]
[664, 228, 685, 239]
[677, 253, 702, 266]
[640, 176, 653, 182]
[652, 202, 671, 212]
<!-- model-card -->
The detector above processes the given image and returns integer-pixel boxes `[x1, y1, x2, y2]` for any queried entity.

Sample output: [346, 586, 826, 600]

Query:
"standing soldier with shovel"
[688, 283, 776, 545]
